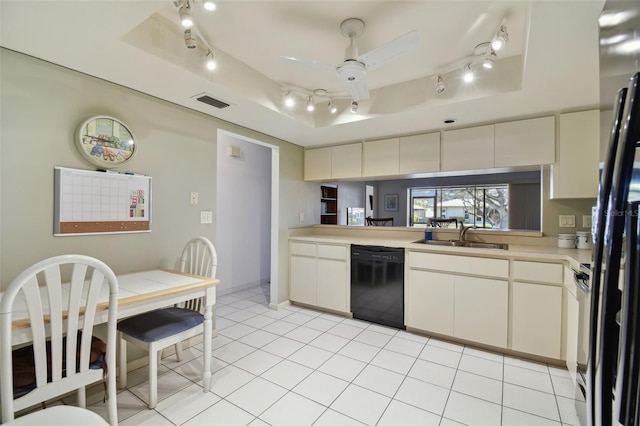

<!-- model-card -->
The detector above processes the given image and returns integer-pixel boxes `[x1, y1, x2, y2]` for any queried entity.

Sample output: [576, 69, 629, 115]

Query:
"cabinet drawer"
[409, 251, 508, 278]
[317, 244, 347, 260]
[513, 261, 563, 284]
[290, 242, 317, 257]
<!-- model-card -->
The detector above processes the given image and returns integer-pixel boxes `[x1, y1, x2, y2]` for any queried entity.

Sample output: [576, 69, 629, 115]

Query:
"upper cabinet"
[442, 125, 495, 171]
[494, 117, 555, 167]
[399, 132, 440, 174]
[363, 138, 399, 177]
[304, 143, 362, 181]
[551, 110, 600, 199]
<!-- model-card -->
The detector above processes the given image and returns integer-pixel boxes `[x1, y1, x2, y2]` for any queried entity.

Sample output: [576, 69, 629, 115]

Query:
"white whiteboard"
[54, 167, 152, 235]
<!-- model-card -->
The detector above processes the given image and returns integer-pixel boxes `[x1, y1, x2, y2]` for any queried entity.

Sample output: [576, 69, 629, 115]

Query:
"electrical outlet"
[559, 214, 576, 227]
[190, 192, 198, 205]
[583, 215, 592, 228]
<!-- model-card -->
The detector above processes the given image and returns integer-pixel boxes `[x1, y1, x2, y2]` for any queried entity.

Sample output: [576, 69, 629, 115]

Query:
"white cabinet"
[332, 143, 362, 179]
[442, 125, 494, 171]
[406, 251, 508, 348]
[399, 133, 440, 174]
[407, 269, 454, 335]
[363, 138, 399, 177]
[494, 117, 555, 167]
[304, 143, 362, 181]
[289, 241, 348, 313]
[551, 110, 600, 199]
[304, 147, 332, 181]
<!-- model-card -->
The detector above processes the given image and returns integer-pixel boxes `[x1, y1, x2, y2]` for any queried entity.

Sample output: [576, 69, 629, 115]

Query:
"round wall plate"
[75, 116, 136, 169]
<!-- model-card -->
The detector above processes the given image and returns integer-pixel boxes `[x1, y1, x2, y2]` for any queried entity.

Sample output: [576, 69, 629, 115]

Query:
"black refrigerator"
[588, 2, 640, 424]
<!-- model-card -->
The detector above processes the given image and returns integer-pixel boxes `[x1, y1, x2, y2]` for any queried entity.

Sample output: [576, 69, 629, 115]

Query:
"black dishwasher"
[350, 245, 405, 329]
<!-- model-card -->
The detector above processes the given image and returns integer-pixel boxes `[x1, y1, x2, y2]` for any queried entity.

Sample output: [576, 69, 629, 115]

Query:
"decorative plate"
[75, 116, 136, 169]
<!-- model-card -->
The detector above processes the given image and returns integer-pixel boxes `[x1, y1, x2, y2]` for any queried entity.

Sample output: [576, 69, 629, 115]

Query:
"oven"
[574, 263, 591, 426]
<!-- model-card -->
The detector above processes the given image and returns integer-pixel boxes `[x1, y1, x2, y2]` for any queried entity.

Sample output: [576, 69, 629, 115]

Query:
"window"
[409, 185, 509, 229]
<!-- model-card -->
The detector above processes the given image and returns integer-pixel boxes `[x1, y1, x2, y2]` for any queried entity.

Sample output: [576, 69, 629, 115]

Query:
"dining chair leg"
[77, 387, 86, 408]
[118, 334, 127, 388]
[148, 343, 158, 409]
[174, 341, 184, 362]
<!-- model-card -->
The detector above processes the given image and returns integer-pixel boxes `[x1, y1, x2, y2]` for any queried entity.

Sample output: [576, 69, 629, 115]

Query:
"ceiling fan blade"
[280, 56, 336, 73]
[346, 76, 370, 101]
[357, 30, 420, 71]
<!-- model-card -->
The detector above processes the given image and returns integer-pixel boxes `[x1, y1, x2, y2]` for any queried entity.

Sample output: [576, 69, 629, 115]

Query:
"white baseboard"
[269, 299, 290, 310]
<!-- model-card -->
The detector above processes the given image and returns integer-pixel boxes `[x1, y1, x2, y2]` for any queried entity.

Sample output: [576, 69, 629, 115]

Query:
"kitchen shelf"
[320, 185, 338, 225]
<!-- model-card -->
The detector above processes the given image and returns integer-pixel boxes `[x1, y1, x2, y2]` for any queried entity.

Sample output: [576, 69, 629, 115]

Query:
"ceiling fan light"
[350, 101, 358, 113]
[463, 64, 474, 83]
[179, 5, 193, 28]
[306, 96, 315, 112]
[203, 0, 216, 11]
[435, 75, 445, 94]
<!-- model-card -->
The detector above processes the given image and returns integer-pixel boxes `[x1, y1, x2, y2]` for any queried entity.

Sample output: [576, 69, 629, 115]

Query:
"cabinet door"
[399, 133, 440, 174]
[454, 276, 508, 348]
[551, 110, 599, 199]
[441, 125, 494, 171]
[332, 143, 362, 179]
[290, 256, 317, 305]
[494, 117, 555, 167]
[363, 138, 400, 177]
[407, 270, 454, 335]
[317, 258, 348, 312]
[512, 282, 562, 359]
[304, 147, 331, 181]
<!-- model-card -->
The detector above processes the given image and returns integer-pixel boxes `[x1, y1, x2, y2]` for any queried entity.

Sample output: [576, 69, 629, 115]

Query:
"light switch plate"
[200, 211, 212, 224]
[559, 214, 575, 227]
[299, 212, 304, 222]
[190, 192, 198, 205]
[583, 215, 592, 228]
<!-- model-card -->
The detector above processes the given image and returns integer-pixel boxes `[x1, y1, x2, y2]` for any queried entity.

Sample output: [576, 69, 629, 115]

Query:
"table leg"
[202, 302, 213, 392]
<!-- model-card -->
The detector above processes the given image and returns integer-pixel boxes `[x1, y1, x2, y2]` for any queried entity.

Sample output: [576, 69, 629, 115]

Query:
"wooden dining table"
[3, 269, 220, 392]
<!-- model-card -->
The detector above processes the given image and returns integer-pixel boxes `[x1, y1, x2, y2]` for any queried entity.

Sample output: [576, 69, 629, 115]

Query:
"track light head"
[482, 48, 496, 69]
[203, 0, 216, 11]
[350, 101, 358, 113]
[179, 3, 193, 28]
[463, 64, 474, 83]
[205, 51, 216, 70]
[491, 24, 508, 51]
[306, 96, 315, 112]
[284, 91, 294, 108]
[435, 75, 445, 94]
[328, 100, 338, 114]
[184, 29, 197, 49]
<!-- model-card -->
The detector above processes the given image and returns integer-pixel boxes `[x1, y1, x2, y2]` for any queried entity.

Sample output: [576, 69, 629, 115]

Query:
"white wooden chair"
[117, 237, 217, 409]
[0, 255, 119, 425]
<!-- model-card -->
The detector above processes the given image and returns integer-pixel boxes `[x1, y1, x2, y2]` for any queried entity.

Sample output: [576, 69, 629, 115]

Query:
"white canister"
[558, 233, 576, 248]
[576, 231, 592, 250]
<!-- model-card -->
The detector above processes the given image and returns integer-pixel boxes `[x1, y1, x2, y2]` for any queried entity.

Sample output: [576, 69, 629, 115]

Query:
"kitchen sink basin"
[413, 239, 509, 250]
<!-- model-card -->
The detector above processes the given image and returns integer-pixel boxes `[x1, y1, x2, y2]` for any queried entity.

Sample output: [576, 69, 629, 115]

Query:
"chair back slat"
[76, 269, 103, 373]
[43, 266, 64, 383]
[65, 264, 87, 379]
[178, 237, 217, 312]
[20, 278, 49, 388]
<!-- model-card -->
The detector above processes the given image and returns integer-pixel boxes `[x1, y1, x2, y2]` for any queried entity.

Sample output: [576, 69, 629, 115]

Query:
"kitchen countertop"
[289, 228, 592, 269]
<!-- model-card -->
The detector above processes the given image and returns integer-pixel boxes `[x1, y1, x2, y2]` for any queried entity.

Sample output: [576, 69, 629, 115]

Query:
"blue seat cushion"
[118, 307, 204, 343]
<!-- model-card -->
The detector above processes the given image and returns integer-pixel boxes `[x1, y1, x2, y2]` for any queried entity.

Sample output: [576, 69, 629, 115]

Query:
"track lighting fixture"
[284, 91, 294, 108]
[203, 0, 216, 11]
[328, 100, 338, 114]
[435, 75, 445, 94]
[184, 29, 197, 49]
[482, 48, 496, 69]
[463, 64, 474, 83]
[306, 96, 315, 112]
[350, 101, 358, 113]
[179, 3, 193, 28]
[491, 24, 508, 51]
[205, 50, 216, 70]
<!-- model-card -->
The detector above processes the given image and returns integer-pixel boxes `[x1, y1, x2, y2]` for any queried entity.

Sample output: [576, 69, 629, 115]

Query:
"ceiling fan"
[282, 18, 420, 101]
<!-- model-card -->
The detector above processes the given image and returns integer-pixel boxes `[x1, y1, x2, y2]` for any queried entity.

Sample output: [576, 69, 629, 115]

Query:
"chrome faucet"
[459, 225, 477, 242]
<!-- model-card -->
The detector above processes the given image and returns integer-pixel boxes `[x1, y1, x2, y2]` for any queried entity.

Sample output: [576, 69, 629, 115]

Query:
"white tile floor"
[54, 283, 585, 425]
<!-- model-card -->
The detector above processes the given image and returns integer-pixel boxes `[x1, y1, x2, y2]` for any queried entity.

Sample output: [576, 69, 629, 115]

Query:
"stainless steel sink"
[413, 239, 509, 250]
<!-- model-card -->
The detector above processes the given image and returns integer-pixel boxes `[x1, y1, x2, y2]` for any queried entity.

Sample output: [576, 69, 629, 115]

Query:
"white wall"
[216, 133, 271, 295]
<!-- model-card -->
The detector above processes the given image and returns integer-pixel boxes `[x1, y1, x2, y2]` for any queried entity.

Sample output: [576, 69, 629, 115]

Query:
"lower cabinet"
[289, 241, 348, 313]
[511, 281, 562, 359]
[406, 257, 508, 348]
[565, 267, 580, 382]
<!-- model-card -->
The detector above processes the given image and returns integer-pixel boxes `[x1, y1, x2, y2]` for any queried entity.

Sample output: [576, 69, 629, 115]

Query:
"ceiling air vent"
[194, 94, 230, 109]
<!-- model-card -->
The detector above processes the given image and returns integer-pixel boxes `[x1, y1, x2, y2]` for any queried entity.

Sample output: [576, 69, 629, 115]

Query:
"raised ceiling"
[0, 1, 604, 147]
